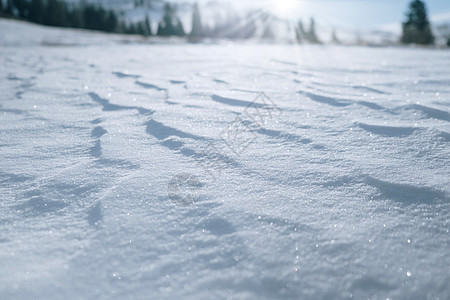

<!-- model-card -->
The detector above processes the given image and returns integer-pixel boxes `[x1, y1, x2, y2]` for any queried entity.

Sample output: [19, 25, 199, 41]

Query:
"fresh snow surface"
[0, 19, 449, 300]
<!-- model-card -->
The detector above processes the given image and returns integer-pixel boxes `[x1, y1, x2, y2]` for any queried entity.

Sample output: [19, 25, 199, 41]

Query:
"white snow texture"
[0, 19, 449, 300]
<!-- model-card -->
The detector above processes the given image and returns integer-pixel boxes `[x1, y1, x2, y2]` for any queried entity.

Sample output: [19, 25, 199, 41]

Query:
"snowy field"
[1, 19, 450, 299]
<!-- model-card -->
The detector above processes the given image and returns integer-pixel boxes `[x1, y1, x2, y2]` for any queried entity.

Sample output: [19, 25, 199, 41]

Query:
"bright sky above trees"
[175, 0, 450, 30]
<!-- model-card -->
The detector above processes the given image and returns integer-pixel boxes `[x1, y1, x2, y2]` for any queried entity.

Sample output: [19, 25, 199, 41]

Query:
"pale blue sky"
[187, 0, 450, 30]
[290, 0, 450, 30]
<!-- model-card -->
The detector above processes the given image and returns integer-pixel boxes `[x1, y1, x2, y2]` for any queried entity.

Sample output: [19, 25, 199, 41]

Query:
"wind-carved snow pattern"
[0, 19, 449, 300]
[168, 92, 282, 206]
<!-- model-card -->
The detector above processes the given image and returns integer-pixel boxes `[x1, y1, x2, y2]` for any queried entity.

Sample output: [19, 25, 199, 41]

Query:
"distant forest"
[0, 0, 449, 46]
[0, 0, 338, 43]
[0, 0, 151, 35]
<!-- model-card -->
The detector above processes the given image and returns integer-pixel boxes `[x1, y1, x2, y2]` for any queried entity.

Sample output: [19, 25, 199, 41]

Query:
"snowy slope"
[1, 19, 450, 300]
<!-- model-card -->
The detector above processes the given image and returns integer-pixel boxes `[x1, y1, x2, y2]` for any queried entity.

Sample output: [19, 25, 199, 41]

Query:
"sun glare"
[271, 0, 302, 19]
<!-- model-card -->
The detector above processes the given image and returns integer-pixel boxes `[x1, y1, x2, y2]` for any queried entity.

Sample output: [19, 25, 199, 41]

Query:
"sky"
[186, 0, 450, 31]
[287, 0, 450, 31]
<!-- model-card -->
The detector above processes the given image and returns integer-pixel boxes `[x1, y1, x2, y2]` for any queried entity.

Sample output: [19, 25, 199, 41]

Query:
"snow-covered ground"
[1, 19, 449, 300]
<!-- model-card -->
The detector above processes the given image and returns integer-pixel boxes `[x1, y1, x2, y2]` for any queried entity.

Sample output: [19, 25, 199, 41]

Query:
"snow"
[1, 19, 450, 299]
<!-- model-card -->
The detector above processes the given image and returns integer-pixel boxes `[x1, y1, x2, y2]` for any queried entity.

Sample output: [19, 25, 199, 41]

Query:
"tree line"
[1, 0, 449, 46]
[0, 0, 338, 42]
[0, 0, 121, 33]
[0, 0, 176, 36]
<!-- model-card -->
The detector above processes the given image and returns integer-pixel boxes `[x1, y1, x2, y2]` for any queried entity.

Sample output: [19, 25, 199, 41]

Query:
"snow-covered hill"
[0, 19, 449, 300]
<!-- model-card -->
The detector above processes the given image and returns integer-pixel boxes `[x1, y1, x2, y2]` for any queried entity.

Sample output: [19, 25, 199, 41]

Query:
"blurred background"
[1, 0, 450, 47]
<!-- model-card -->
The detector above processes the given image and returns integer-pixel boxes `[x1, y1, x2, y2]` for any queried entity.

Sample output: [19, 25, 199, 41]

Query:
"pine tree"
[12, 0, 27, 18]
[6, 0, 13, 15]
[157, 3, 185, 37]
[118, 20, 127, 34]
[0, 0, 3, 14]
[70, 6, 85, 28]
[144, 15, 152, 36]
[401, 0, 434, 45]
[28, 0, 45, 23]
[128, 23, 136, 34]
[189, 3, 203, 38]
[175, 21, 185, 36]
[106, 10, 118, 32]
[157, 3, 172, 36]
[296, 20, 305, 42]
[44, 0, 65, 27]
[137, 21, 145, 35]
[307, 18, 320, 43]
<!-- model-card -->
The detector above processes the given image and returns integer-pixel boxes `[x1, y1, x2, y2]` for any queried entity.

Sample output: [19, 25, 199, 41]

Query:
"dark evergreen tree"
[0, 0, 3, 13]
[127, 23, 137, 34]
[157, 3, 185, 36]
[175, 20, 185, 36]
[189, 3, 203, 38]
[44, 0, 68, 27]
[295, 20, 305, 42]
[447, 36, 450, 47]
[28, 0, 45, 24]
[157, 3, 172, 36]
[133, 19, 150, 36]
[144, 15, 152, 36]
[156, 23, 163, 35]
[83, 4, 94, 30]
[118, 20, 126, 33]
[106, 10, 118, 32]
[1, 0, 141, 36]
[81, 3, 117, 32]
[6, 0, 13, 15]
[307, 18, 320, 43]
[137, 21, 144, 35]
[401, 0, 434, 45]
[70, 5, 85, 28]
[12, 0, 26, 18]
[99, 7, 109, 31]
